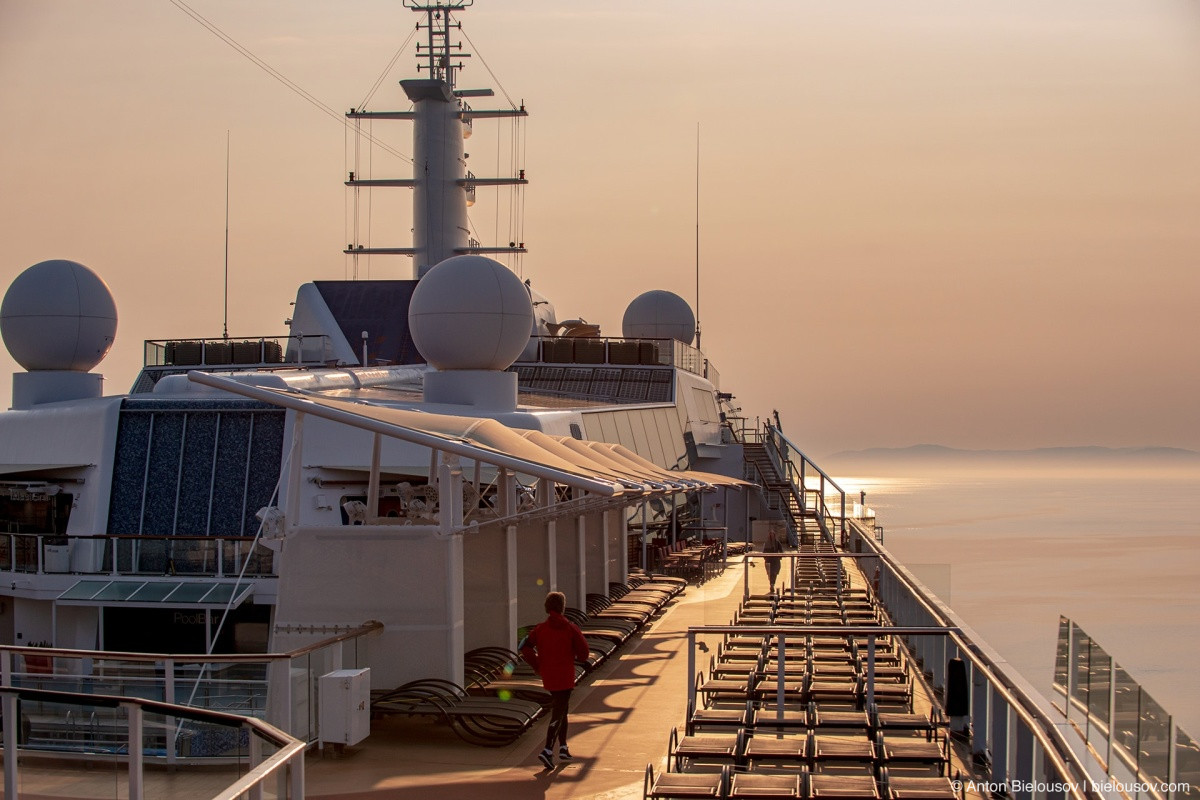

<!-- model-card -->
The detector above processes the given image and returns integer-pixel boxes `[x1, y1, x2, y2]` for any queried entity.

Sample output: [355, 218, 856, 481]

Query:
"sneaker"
[558, 745, 572, 761]
[538, 748, 554, 769]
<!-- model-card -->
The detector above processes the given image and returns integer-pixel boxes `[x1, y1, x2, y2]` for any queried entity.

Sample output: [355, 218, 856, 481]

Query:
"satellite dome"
[622, 290, 695, 345]
[1, 259, 118, 372]
[408, 255, 534, 370]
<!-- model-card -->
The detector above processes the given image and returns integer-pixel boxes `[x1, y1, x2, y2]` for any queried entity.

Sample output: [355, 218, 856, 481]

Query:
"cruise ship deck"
[6, 525, 986, 800]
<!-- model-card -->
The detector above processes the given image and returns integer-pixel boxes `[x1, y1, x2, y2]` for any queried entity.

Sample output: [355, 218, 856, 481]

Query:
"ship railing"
[763, 422, 847, 542]
[0, 621, 382, 759]
[1, 685, 304, 799]
[0, 532, 274, 578]
[834, 522, 1109, 800]
[143, 334, 334, 368]
[1052, 617, 1197, 800]
[516, 335, 715, 382]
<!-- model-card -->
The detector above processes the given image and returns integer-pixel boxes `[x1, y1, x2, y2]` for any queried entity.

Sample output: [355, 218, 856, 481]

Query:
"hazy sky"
[1, 0, 1198, 457]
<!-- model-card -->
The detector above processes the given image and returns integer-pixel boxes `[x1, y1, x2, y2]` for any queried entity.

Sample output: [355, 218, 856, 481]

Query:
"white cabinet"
[318, 668, 370, 746]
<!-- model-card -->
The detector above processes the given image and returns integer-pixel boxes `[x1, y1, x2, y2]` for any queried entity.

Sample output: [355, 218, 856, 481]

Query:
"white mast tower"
[345, 1, 528, 279]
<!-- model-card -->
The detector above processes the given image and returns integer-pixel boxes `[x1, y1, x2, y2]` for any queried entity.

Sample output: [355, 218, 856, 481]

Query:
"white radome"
[1, 259, 118, 372]
[408, 255, 535, 370]
[622, 289, 695, 345]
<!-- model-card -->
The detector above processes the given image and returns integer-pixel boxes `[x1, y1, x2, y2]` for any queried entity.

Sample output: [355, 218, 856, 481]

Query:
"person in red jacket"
[520, 590, 590, 768]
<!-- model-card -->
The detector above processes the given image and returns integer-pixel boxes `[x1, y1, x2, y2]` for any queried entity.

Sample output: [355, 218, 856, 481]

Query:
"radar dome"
[1, 259, 118, 372]
[622, 290, 695, 345]
[408, 255, 534, 370]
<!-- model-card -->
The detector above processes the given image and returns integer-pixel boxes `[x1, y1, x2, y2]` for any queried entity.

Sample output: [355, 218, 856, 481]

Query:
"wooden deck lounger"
[729, 771, 803, 800]
[644, 763, 728, 799]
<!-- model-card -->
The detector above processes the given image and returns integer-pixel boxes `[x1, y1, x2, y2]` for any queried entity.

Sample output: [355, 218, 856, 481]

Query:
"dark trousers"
[545, 688, 572, 749]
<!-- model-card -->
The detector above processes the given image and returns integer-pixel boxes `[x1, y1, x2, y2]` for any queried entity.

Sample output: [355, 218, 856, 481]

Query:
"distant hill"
[824, 444, 1200, 464]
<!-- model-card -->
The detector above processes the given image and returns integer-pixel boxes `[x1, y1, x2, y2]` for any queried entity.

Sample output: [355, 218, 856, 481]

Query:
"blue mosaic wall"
[107, 400, 285, 539]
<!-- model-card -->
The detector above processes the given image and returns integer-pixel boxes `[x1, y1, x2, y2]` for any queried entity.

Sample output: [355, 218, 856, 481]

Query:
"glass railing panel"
[1175, 727, 1200, 797]
[169, 538, 220, 575]
[1138, 689, 1172, 789]
[171, 661, 268, 717]
[20, 697, 128, 756]
[290, 653, 317, 742]
[1053, 616, 1070, 695]
[223, 539, 275, 577]
[1070, 624, 1091, 719]
[1114, 664, 1142, 757]
[1087, 640, 1111, 726]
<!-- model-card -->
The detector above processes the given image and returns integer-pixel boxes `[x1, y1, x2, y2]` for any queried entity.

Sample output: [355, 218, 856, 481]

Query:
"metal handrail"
[841, 520, 1103, 800]
[1, 685, 304, 799]
[762, 423, 847, 540]
[1, 620, 383, 664]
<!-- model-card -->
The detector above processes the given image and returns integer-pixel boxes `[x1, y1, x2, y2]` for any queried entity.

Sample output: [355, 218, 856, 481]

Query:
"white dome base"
[13, 371, 103, 409]
[423, 370, 518, 410]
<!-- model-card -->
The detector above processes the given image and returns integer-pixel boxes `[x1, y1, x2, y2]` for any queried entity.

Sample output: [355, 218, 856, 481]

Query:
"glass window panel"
[167, 582, 216, 602]
[59, 580, 110, 600]
[93, 581, 145, 601]
[126, 582, 180, 602]
[202, 583, 238, 604]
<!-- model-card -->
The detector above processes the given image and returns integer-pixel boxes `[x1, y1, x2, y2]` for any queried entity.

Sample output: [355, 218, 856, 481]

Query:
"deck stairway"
[744, 442, 808, 544]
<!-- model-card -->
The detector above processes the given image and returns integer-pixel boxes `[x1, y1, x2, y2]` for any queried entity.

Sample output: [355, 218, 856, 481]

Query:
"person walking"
[763, 526, 784, 594]
[520, 590, 590, 768]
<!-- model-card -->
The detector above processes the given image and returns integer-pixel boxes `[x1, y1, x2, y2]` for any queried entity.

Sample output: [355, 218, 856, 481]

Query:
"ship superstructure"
[0, 4, 1194, 799]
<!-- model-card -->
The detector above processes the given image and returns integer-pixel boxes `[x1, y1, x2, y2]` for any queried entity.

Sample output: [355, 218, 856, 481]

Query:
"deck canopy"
[186, 372, 730, 499]
[57, 579, 254, 610]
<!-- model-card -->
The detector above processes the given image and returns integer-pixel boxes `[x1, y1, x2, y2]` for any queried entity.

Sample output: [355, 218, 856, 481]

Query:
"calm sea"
[827, 461, 1200, 738]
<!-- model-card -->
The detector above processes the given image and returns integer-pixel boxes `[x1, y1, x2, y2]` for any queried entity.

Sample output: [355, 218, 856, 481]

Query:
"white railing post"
[972, 658, 991, 760]
[1014, 721, 1035, 800]
[165, 659, 177, 766]
[3, 692, 18, 800]
[991, 688, 1010, 790]
[126, 701, 145, 800]
[249, 731, 264, 800]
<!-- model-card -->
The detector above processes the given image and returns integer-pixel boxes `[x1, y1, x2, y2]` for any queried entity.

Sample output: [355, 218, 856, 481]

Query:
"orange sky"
[1, 0, 1198, 456]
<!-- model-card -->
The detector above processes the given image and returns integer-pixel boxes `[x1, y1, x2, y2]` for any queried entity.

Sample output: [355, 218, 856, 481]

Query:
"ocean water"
[827, 461, 1200, 738]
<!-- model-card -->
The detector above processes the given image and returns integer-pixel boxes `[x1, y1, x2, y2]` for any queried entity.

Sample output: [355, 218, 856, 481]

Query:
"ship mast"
[345, 1, 529, 279]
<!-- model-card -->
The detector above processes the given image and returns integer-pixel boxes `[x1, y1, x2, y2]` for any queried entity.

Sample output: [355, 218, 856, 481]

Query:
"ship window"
[569, 423, 583, 440]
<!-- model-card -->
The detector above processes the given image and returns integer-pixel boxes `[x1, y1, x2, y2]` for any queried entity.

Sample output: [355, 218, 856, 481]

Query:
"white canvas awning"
[186, 372, 734, 496]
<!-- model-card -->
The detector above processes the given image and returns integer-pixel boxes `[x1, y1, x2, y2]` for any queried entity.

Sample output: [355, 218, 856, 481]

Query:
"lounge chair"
[371, 678, 544, 746]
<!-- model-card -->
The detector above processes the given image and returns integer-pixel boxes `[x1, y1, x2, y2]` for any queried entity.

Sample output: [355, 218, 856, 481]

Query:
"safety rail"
[1, 686, 304, 800]
[0, 532, 273, 577]
[516, 335, 716, 383]
[0, 621, 383, 755]
[144, 334, 334, 368]
[763, 422, 847, 541]
[1053, 617, 1197, 800]
[828, 522, 1110, 800]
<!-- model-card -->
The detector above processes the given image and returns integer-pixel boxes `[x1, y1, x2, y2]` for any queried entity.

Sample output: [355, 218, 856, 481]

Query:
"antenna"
[223, 130, 230, 340]
[694, 122, 701, 350]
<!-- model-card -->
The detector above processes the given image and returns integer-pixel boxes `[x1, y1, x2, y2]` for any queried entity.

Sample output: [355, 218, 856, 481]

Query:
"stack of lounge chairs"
[645, 540, 959, 800]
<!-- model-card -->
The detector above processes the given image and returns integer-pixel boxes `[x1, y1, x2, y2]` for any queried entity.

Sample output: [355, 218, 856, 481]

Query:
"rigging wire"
[358, 25, 419, 112]
[169, 0, 412, 165]
[458, 27, 518, 110]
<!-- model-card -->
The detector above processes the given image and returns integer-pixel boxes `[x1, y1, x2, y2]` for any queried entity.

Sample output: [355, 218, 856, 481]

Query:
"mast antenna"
[694, 122, 701, 350]
[223, 129, 230, 340]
